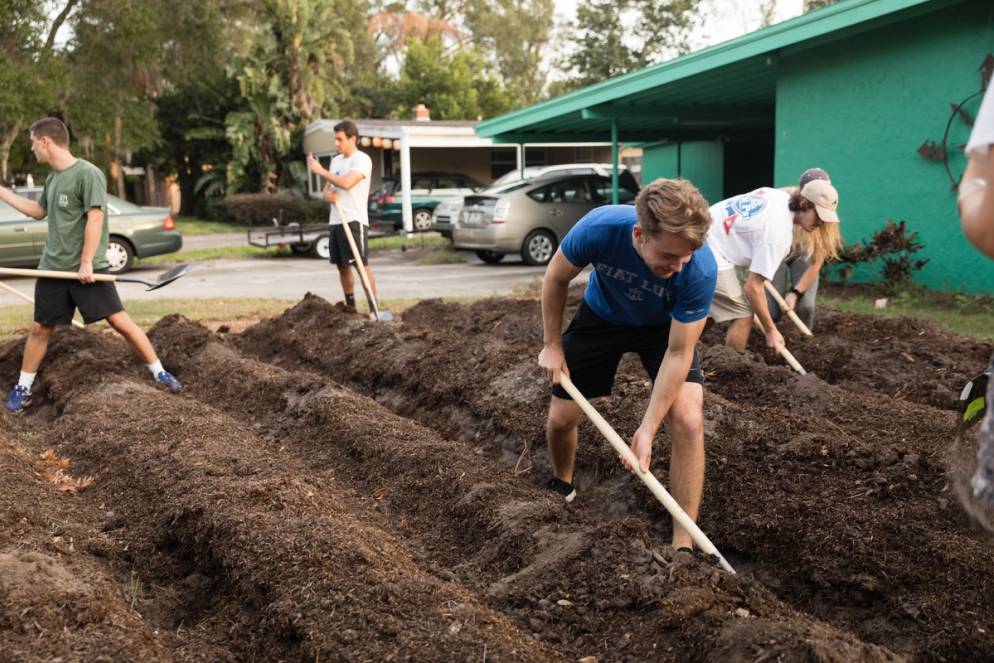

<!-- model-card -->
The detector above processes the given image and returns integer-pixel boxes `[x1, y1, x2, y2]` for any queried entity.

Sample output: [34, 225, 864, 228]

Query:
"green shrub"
[829, 219, 929, 291]
[210, 193, 329, 226]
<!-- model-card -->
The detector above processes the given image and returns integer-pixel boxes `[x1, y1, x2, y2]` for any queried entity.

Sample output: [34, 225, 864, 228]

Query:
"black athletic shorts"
[34, 269, 124, 325]
[551, 302, 704, 400]
[329, 221, 368, 267]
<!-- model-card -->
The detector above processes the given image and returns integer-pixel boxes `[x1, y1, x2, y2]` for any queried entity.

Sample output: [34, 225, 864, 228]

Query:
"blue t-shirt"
[560, 205, 717, 327]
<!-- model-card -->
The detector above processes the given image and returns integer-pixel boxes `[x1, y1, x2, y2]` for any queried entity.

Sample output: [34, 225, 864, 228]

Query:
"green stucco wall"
[775, 0, 994, 292]
[642, 141, 725, 205]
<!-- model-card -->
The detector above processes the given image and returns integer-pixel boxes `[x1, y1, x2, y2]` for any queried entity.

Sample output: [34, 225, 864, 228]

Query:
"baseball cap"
[799, 180, 840, 223]
[798, 167, 830, 189]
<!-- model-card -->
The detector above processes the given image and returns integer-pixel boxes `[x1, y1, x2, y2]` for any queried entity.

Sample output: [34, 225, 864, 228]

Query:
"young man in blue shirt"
[538, 178, 717, 552]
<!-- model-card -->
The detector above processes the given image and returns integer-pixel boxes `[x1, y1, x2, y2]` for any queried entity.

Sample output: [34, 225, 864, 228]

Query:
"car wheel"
[521, 229, 557, 266]
[475, 250, 504, 264]
[105, 237, 134, 274]
[290, 242, 314, 256]
[413, 208, 433, 232]
[314, 234, 331, 260]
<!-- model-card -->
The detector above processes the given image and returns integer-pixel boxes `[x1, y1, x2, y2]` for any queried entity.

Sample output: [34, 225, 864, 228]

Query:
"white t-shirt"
[328, 149, 373, 226]
[706, 187, 794, 281]
[966, 85, 994, 162]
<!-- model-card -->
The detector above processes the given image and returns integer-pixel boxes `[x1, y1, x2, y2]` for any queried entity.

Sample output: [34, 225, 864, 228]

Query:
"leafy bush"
[830, 220, 929, 291]
[209, 193, 328, 226]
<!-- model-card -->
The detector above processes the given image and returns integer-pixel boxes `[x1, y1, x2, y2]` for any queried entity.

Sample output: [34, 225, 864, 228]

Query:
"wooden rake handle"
[0, 280, 84, 328]
[558, 373, 736, 574]
[753, 315, 806, 375]
[333, 200, 381, 321]
[763, 281, 813, 337]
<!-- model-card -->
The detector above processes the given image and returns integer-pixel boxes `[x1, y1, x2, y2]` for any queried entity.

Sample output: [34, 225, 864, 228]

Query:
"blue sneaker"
[154, 371, 182, 393]
[5, 385, 32, 413]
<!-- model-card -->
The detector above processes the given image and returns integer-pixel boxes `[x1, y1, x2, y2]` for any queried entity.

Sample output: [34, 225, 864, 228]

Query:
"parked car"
[432, 180, 529, 239]
[452, 173, 640, 266]
[368, 172, 486, 231]
[489, 162, 633, 188]
[1, 188, 182, 274]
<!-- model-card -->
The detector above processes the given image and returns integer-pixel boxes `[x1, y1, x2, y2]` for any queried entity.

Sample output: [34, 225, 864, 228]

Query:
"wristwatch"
[790, 288, 804, 299]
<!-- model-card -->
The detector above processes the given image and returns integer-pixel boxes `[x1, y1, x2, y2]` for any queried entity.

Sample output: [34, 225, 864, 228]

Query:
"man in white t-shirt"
[706, 182, 841, 352]
[306, 120, 376, 310]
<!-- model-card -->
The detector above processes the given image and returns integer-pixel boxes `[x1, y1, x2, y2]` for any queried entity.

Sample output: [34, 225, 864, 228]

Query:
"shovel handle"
[0, 267, 116, 283]
[753, 315, 806, 375]
[558, 374, 735, 573]
[763, 281, 813, 337]
[0, 280, 85, 328]
[333, 201, 381, 321]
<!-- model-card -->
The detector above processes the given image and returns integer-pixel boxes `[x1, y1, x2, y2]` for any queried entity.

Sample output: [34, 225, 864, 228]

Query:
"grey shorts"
[709, 268, 753, 322]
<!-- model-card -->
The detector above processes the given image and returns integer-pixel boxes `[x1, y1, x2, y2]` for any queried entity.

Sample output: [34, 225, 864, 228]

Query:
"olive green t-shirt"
[37, 159, 109, 271]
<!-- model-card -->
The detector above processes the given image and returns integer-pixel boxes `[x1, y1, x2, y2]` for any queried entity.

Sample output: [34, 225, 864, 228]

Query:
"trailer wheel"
[314, 234, 331, 260]
[290, 242, 314, 256]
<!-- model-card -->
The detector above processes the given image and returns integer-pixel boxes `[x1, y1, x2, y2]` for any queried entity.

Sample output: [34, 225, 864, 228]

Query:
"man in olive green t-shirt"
[0, 117, 182, 413]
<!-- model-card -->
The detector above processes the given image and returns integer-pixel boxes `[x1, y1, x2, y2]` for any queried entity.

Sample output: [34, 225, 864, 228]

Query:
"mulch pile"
[1, 292, 991, 661]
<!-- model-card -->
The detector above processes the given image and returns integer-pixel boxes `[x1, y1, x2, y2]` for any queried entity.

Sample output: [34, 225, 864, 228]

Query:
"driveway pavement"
[0, 248, 590, 307]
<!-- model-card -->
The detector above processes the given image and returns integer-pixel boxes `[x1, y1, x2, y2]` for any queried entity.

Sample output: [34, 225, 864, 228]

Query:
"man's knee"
[29, 322, 53, 339]
[547, 397, 581, 433]
[669, 406, 703, 442]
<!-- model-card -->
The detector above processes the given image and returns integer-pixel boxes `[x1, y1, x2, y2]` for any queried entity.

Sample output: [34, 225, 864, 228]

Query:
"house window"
[490, 147, 517, 180]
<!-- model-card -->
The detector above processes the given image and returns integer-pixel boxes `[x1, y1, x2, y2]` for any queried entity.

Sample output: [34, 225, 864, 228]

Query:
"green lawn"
[820, 285, 994, 341]
[174, 216, 246, 235]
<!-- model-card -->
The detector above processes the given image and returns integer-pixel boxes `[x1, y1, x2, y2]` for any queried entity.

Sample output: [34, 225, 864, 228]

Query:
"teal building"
[475, 0, 994, 292]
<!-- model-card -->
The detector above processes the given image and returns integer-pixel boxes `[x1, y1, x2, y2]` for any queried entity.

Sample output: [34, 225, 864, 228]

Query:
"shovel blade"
[145, 264, 191, 291]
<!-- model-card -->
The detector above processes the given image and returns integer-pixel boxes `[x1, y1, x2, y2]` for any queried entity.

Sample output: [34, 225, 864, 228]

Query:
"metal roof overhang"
[476, 0, 963, 144]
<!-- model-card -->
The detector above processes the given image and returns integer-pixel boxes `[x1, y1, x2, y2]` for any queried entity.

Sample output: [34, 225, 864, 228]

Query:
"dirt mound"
[0, 422, 169, 662]
[234, 295, 994, 661]
[3, 291, 992, 661]
[702, 308, 991, 411]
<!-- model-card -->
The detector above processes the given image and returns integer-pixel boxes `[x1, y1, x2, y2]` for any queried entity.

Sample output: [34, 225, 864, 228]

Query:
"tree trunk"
[112, 112, 126, 198]
[0, 123, 22, 186]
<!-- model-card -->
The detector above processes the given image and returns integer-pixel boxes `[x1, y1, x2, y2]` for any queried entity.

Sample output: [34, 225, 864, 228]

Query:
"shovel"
[0, 264, 191, 291]
[0, 280, 85, 328]
[333, 200, 392, 321]
[558, 373, 736, 574]
[753, 315, 807, 375]
[764, 281, 813, 337]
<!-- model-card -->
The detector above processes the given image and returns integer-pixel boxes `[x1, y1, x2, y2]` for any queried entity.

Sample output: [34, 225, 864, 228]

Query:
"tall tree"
[556, 0, 699, 92]
[393, 37, 514, 120]
[0, 0, 72, 183]
[223, 0, 370, 192]
[463, 0, 554, 105]
[66, 0, 223, 196]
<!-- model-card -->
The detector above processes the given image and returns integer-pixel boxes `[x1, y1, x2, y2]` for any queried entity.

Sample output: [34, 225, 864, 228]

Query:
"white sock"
[18, 371, 36, 390]
[147, 360, 164, 376]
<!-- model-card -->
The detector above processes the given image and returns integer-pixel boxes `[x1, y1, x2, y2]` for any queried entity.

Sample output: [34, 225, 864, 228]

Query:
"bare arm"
[307, 153, 364, 190]
[744, 270, 784, 350]
[0, 185, 46, 220]
[538, 249, 582, 384]
[960, 155, 994, 259]
[78, 207, 103, 283]
[626, 318, 705, 473]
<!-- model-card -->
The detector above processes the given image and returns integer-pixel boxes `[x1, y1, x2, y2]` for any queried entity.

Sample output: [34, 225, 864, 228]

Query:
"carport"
[303, 118, 613, 233]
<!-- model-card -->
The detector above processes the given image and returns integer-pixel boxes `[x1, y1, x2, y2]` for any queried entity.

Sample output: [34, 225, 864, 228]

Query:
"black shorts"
[34, 270, 124, 325]
[551, 302, 704, 400]
[329, 221, 368, 267]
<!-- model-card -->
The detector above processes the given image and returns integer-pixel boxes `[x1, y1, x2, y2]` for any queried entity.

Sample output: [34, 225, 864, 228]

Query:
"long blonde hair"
[793, 223, 843, 262]
[789, 190, 843, 262]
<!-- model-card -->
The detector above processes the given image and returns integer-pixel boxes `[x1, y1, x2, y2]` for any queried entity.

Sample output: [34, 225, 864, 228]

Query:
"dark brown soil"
[1, 292, 991, 661]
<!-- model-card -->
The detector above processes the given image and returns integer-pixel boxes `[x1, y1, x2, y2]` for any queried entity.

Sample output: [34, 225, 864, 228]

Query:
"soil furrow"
[148, 314, 900, 662]
[231, 295, 994, 661]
